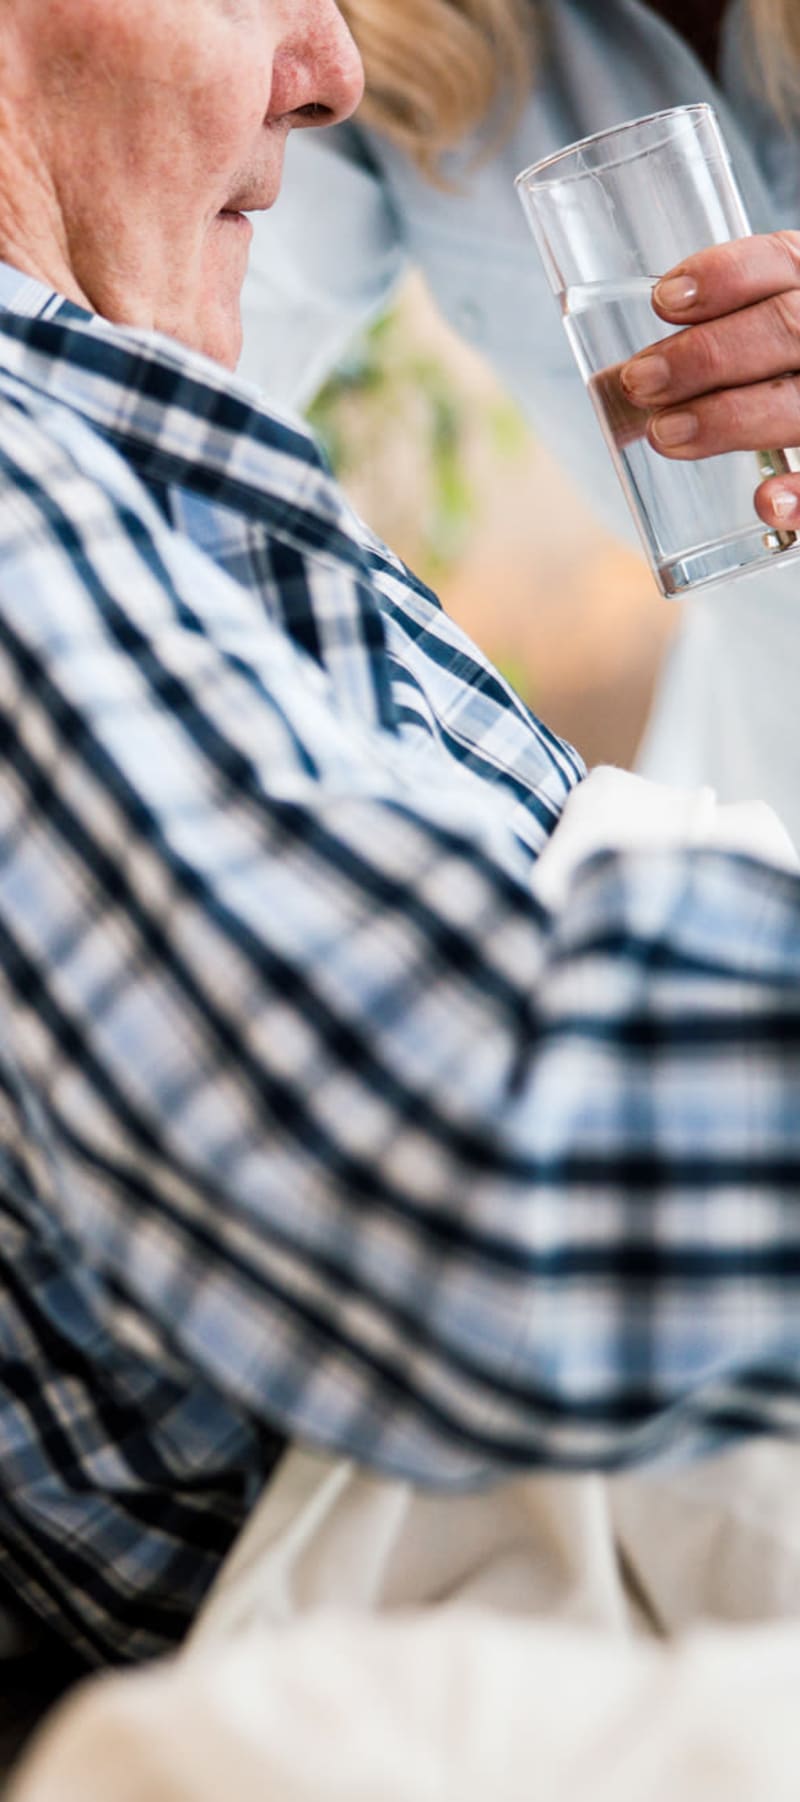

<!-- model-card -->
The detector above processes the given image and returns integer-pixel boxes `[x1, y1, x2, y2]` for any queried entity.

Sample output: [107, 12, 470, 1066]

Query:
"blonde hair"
[340, 0, 800, 178]
[748, 0, 800, 113]
[338, 0, 537, 178]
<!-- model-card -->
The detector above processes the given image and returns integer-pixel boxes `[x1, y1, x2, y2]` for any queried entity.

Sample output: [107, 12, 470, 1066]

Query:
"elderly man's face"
[6, 0, 363, 365]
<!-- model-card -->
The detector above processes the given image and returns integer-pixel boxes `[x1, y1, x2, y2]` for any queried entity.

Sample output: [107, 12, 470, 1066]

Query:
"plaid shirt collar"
[0, 262, 410, 732]
[0, 258, 392, 558]
[0, 259, 583, 838]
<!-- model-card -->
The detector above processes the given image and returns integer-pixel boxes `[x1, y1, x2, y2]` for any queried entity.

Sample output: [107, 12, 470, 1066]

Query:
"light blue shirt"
[2, 262, 800, 1674]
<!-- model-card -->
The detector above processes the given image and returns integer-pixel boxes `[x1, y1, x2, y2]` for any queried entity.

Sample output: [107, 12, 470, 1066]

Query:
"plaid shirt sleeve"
[1, 317, 800, 1550]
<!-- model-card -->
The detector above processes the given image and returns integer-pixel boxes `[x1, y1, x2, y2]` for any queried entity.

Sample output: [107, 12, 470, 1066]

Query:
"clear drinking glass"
[515, 104, 800, 598]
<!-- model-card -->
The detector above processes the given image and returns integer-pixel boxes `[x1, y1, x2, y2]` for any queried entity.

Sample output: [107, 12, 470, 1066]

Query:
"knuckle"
[721, 374, 800, 447]
[722, 389, 753, 439]
[773, 374, 800, 436]
[725, 236, 763, 285]
[770, 230, 800, 281]
[684, 323, 726, 390]
[702, 386, 754, 447]
[771, 286, 800, 346]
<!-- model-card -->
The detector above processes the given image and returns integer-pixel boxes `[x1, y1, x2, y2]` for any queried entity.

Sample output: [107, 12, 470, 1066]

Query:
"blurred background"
[308, 273, 683, 769]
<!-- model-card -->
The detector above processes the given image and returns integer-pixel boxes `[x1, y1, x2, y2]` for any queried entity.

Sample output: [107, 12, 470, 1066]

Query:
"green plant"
[307, 294, 527, 583]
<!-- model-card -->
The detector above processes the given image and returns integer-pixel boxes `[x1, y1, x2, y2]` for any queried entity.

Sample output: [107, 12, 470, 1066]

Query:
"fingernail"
[770, 487, 800, 519]
[654, 275, 699, 311]
[620, 353, 670, 401]
[652, 411, 698, 448]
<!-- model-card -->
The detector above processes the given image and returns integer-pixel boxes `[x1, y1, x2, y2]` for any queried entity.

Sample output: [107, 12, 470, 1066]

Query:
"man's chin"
[198, 316, 243, 371]
[188, 287, 245, 371]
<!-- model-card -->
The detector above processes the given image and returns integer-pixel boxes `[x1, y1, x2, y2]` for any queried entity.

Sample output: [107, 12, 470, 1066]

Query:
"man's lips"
[216, 210, 254, 242]
[217, 171, 283, 237]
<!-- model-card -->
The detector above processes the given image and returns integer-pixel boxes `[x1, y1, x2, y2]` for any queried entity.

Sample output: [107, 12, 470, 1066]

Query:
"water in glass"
[562, 277, 799, 596]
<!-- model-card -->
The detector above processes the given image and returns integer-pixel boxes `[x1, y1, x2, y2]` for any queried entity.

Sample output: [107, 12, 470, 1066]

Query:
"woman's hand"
[620, 231, 800, 531]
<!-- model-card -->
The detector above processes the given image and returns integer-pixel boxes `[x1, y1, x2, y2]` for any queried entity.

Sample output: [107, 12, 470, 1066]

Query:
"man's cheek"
[187, 69, 270, 165]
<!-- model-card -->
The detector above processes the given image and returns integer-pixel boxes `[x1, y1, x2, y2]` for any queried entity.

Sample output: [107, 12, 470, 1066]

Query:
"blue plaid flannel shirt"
[0, 263, 799, 1669]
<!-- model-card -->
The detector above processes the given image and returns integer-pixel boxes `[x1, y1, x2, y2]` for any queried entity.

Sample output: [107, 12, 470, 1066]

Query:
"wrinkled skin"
[0, 0, 363, 365]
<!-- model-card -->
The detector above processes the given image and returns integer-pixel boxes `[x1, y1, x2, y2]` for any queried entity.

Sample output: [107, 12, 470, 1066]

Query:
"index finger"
[653, 230, 800, 324]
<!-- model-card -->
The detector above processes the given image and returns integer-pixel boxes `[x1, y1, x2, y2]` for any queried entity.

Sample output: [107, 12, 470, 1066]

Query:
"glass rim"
[514, 102, 716, 192]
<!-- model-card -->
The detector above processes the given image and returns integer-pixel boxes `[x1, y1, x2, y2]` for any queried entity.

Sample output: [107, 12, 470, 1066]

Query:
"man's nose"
[277, 0, 365, 132]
